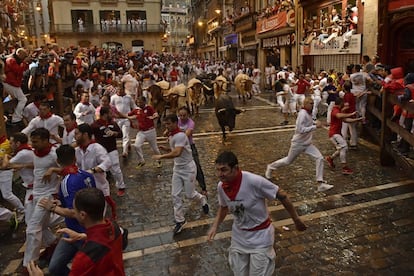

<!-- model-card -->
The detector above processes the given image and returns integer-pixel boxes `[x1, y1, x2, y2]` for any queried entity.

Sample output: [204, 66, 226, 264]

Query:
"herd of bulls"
[146, 73, 253, 141]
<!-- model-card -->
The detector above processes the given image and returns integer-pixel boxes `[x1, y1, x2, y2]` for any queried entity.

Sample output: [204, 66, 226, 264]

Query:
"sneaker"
[317, 182, 334, 192]
[280, 120, 288, 126]
[265, 165, 272, 179]
[202, 203, 209, 214]
[156, 160, 162, 168]
[117, 189, 125, 197]
[173, 220, 187, 235]
[342, 167, 353, 175]
[325, 156, 335, 169]
[121, 227, 129, 250]
[136, 162, 145, 169]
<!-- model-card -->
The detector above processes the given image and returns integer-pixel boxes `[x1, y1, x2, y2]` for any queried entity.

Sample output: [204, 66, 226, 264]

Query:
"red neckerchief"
[60, 164, 79, 176]
[168, 127, 181, 137]
[96, 118, 110, 127]
[34, 143, 53, 157]
[16, 143, 32, 154]
[79, 140, 95, 152]
[34, 102, 41, 109]
[0, 135, 6, 144]
[82, 101, 90, 106]
[222, 169, 242, 201]
[302, 107, 312, 114]
[40, 112, 52, 120]
[66, 122, 77, 134]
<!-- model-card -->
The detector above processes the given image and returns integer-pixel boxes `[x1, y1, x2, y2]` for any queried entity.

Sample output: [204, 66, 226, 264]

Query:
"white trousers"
[23, 195, 61, 266]
[341, 121, 358, 146]
[326, 101, 336, 125]
[295, 94, 306, 109]
[171, 161, 206, 223]
[228, 243, 276, 276]
[115, 119, 131, 155]
[0, 170, 24, 212]
[3, 82, 27, 122]
[311, 95, 321, 120]
[268, 142, 324, 182]
[329, 134, 348, 164]
[134, 128, 160, 162]
[108, 150, 125, 189]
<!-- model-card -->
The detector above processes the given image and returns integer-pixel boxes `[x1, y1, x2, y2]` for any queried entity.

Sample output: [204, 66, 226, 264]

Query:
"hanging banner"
[256, 10, 295, 34]
[300, 34, 362, 55]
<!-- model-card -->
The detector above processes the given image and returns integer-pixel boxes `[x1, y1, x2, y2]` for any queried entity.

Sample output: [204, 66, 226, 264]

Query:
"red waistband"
[242, 217, 271, 231]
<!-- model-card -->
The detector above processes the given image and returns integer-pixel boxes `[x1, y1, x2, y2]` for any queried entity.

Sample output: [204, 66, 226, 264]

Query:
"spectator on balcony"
[78, 17, 84, 32]
[342, 6, 358, 49]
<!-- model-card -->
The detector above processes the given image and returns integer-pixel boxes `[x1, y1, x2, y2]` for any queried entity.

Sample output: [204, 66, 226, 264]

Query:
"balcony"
[233, 12, 256, 33]
[51, 24, 165, 34]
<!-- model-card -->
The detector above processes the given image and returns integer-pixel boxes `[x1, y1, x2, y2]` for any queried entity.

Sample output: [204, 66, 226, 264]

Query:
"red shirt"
[128, 105, 156, 131]
[343, 92, 356, 114]
[296, 79, 311, 94]
[170, 69, 178, 82]
[5, 56, 28, 87]
[329, 106, 342, 137]
[70, 220, 125, 276]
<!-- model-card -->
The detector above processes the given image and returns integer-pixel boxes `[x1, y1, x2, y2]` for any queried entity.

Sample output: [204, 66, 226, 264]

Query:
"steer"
[215, 93, 243, 142]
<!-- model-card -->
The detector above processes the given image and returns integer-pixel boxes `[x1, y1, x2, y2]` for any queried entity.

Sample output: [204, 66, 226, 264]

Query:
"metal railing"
[51, 24, 166, 34]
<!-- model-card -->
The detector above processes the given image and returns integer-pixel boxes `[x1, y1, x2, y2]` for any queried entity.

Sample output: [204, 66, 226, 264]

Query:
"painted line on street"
[123, 191, 414, 260]
[126, 179, 414, 240]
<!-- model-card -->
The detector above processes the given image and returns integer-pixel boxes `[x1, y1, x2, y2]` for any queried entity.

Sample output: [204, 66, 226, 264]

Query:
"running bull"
[215, 93, 244, 141]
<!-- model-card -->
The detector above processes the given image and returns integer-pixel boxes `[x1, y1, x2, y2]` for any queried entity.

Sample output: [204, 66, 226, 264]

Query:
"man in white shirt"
[74, 92, 96, 125]
[111, 84, 136, 157]
[22, 102, 64, 145]
[152, 114, 209, 235]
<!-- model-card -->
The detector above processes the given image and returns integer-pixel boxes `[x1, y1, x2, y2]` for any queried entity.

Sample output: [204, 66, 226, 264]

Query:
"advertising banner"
[300, 34, 362, 55]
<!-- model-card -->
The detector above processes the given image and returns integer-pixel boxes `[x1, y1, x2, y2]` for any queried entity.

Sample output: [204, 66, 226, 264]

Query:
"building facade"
[49, 0, 164, 51]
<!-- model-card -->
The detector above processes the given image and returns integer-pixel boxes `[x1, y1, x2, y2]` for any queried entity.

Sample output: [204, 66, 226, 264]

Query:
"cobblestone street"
[1, 91, 413, 275]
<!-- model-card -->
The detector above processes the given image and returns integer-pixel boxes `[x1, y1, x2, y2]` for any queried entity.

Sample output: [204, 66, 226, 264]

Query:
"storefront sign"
[262, 33, 295, 48]
[256, 10, 295, 34]
[300, 34, 362, 55]
[224, 34, 238, 46]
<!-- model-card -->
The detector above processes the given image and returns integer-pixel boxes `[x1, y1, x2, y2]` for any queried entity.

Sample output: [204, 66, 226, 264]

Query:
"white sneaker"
[317, 182, 334, 192]
[265, 165, 272, 179]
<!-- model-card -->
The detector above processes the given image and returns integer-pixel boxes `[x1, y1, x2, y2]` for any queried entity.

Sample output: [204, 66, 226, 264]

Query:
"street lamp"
[36, 1, 41, 11]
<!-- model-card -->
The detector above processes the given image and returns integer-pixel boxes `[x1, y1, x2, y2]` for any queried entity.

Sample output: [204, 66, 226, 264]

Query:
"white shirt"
[22, 114, 64, 144]
[10, 148, 34, 187]
[73, 102, 96, 125]
[169, 132, 193, 169]
[217, 171, 278, 248]
[62, 128, 76, 145]
[75, 143, 112, 196]
[291, 109, 316, 145]
[33, 147, 59, 198]
[22, 103, 39, 122]
[110, 93, 136, 114]
[121, 74, 139, 96]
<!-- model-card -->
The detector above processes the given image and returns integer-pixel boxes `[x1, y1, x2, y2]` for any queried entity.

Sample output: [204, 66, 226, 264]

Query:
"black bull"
[215, 94, 242, 141]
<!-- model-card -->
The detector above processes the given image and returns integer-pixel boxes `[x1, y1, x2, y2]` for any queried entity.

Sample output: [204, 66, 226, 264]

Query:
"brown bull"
[187, 78, 204, 116]
[234, 73, 253, 103]
[213, 75, 228, 100]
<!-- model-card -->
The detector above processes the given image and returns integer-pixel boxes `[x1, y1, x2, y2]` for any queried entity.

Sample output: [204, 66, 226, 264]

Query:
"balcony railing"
[51, 24, 165, 34]
[233, 12, 257, 33]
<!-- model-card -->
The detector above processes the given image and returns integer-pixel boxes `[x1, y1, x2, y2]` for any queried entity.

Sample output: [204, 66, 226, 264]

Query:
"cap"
[374, 63, 385, 70]
[38, 53, 49, 60]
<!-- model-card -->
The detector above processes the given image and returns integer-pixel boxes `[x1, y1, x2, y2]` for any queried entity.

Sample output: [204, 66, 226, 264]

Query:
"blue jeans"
[48, 239, 83, 276]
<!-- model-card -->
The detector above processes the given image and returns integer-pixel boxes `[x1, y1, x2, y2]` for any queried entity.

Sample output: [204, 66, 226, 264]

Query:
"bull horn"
[202, 84, 213, 91]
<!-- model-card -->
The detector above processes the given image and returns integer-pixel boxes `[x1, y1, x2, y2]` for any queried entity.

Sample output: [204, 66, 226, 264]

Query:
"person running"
[208, 151, 307, 276]
[74, 123, 117, 220]
[152, 114, 209, 235]
[177, 106, 208, 197]
[27, 188, 126, 276]
[265, 97, 333, 192]
[38, 145, 96, 275]
[23, 128, 61, 270]
[127, 96, 162, 168]
[91, 107, 126, 197]
[73, 92, 96, 125]
[325, 98, 363, 175]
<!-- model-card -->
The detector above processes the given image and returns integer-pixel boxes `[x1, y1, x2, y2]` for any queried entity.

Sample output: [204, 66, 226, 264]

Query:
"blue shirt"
[58, 169, 96, 234]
